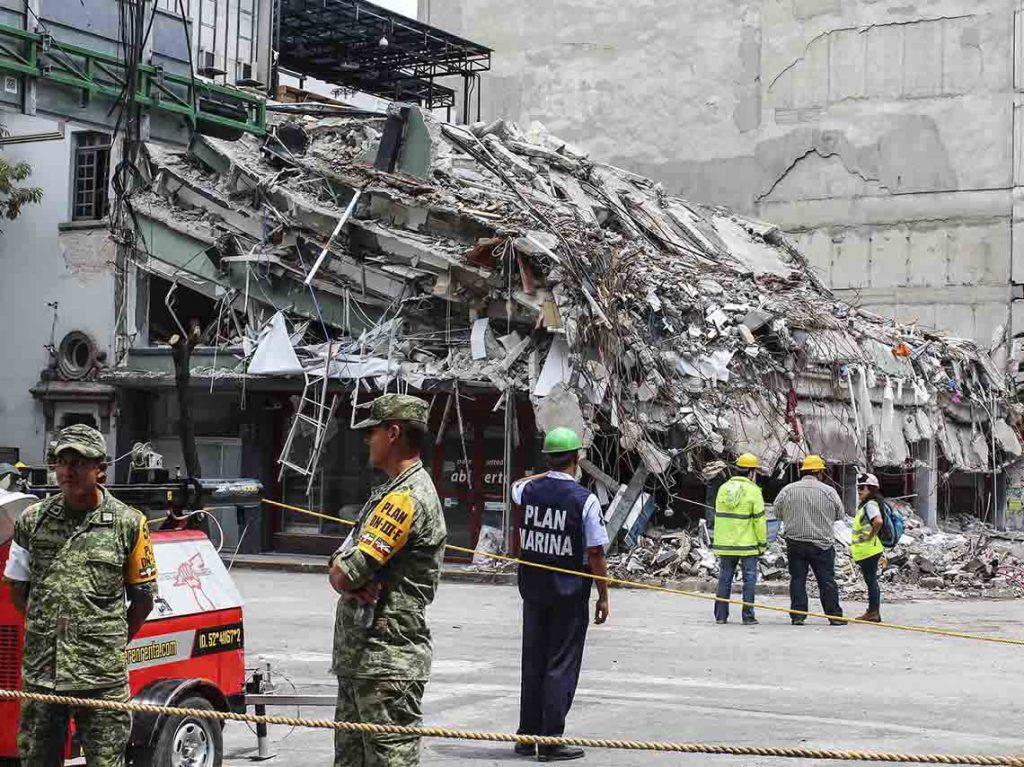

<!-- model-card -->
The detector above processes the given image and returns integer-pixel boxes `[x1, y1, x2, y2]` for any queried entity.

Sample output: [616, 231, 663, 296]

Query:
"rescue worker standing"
[853, 472, 886, 622]
[772, 455, 846, 626]
[328, 394, 446, 767]
[712, 453, 767, 625]
[2, 425, 157, 766]
[512, 427, 609, 762]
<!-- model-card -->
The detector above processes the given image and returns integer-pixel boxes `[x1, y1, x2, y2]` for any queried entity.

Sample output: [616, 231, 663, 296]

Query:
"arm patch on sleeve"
[125, 516, 158, 585]
[356, 491, 415, 564]
[3, 540, 30, 582]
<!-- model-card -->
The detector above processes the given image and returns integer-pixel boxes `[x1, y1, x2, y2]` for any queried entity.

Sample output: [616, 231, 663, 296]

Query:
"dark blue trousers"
[518, 594, 590, 737]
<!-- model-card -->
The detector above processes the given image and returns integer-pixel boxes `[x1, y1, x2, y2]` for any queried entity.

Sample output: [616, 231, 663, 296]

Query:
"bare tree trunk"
[170, 321, 202, 479]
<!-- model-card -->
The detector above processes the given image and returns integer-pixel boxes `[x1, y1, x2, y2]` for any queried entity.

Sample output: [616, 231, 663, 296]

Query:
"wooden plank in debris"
[603, 465, 650, 552]
[579, 458, 621, 493]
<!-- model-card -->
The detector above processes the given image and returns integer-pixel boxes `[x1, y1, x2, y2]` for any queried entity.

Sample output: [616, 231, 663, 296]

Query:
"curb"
[226, 556, 784, 592]
[225, 557, 1017, 601]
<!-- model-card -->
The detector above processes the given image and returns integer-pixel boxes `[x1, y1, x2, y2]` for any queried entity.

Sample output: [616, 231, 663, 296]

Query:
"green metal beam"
[0, 22, 266, 138]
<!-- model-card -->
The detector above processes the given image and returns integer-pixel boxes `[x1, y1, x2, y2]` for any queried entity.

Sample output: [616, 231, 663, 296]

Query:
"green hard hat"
[542, 427, 582, 454]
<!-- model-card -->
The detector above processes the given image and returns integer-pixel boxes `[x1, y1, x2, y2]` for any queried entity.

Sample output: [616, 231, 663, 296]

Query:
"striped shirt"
[772, 476, 846, 549]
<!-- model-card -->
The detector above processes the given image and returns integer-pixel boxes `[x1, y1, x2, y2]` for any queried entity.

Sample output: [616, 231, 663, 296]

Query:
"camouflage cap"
[353, 393, 430, 430]
[50, 424, 108, 460]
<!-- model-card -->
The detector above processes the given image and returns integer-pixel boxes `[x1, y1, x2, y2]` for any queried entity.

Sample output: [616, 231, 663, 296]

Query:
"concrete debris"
[608, 500, 1024, 599]
[131, 105, 1019, 476]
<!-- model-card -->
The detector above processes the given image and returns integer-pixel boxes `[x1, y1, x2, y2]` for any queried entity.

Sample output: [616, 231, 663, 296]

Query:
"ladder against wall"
[277, 344, 338, 496]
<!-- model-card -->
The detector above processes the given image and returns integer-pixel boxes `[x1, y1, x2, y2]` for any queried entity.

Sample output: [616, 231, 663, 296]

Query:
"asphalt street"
[223, 571, 1024, 766]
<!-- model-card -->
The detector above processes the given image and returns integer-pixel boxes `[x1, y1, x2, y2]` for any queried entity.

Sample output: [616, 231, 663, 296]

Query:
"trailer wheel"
[142, 695, 223, 767]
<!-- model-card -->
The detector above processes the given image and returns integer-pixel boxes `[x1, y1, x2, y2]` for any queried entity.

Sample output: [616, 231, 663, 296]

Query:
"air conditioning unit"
[237, 61, 253, 80]
[197, 49, 226, 78]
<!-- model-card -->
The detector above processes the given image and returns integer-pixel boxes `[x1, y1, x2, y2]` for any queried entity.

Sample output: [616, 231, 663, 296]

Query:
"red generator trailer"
[0, 477, 262, 766]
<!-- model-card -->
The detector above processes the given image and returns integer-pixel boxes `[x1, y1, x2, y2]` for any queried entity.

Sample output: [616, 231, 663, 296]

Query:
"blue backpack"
[878, 501, 905, 549]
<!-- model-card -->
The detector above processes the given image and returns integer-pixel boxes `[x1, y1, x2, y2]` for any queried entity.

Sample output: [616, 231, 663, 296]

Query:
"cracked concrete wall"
[427, 0, 1022, 346]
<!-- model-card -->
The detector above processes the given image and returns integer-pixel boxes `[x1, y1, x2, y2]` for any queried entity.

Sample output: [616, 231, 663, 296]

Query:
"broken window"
[72, 132, 111, 221]
[146, 275, 219, 345]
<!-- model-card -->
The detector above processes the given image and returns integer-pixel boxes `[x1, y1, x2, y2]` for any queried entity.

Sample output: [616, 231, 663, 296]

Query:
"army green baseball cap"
[50, 424, 108, 460]
[353, 393, 430, 430]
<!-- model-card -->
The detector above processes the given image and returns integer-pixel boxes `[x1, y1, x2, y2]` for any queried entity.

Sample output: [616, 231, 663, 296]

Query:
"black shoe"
[829, 619, 847, 626]
[716, 619, 728, 624]
[742, 617, 759, 625]
[791, 618, 805, 626]
[514, 743, 536, 757]
[538, 745, 585, 762]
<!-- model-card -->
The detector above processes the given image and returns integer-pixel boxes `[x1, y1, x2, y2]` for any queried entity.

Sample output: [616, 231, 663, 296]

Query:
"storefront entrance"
[272, 389, 538, 560]
[430, 392, 536, 560]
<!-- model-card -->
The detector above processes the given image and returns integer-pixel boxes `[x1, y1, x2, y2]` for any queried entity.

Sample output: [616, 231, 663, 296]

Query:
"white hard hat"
[857, 472, 880, 488]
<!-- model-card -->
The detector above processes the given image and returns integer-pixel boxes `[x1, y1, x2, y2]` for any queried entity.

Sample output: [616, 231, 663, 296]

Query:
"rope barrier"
[2, 689, 1022, 766]
[261, 498, 1024, 648]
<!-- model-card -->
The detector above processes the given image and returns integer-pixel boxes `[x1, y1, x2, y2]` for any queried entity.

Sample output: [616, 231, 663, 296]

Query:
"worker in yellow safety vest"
[852, 472, 886, 623]
[712, 453, 767, 625]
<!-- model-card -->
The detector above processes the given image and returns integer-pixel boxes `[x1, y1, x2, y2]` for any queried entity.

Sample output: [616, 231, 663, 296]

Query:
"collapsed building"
[100, 102, 1023, 558]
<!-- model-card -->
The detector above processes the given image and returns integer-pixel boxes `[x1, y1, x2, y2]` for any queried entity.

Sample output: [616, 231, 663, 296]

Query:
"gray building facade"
[0, 0, 270, 463]
[425, 0, 1024, 356]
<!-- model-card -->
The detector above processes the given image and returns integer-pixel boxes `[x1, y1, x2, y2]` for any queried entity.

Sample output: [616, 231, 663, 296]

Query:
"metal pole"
[462, 73, 469, 125]
[249, 664, 277, 760]
[305, 189, 361, 286]
[254, 703, 277, 760]
[503, 387, 513, 553]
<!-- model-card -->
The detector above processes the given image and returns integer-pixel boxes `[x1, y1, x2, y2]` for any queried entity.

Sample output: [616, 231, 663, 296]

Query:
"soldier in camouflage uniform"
[2, 425, 158, 766]
[328, 394, 447, 767]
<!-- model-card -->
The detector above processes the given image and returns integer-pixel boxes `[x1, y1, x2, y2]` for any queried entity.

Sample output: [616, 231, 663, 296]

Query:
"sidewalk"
[225, 552, 791, 594]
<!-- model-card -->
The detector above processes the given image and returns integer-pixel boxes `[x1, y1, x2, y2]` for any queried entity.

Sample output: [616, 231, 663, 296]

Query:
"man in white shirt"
[510, 428, 609, 762]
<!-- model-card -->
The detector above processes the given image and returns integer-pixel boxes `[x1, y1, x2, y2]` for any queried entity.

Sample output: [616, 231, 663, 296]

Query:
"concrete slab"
[223, 571, 1024, 766]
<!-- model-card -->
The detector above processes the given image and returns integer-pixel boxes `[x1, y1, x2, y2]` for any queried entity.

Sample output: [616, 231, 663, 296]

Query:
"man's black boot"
[538, 745, 585, 762]
[514, 742, 536, 757]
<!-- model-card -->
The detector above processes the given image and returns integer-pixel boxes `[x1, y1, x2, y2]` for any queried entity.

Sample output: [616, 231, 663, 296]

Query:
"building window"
[196, 437, 242, 478]
[156, 0, 189, 12]
[72, 132, 111, 221]
[59, 412, 98, 430]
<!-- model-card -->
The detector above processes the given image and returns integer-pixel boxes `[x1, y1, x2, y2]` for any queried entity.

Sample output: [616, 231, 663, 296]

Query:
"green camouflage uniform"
[331, 395, 447, 767]
[8, 425, 157, 767]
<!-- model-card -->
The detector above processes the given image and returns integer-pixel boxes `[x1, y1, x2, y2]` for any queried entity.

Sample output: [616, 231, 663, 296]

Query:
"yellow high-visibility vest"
[851, 503, 884, 561]
[712, 476, 766, 557]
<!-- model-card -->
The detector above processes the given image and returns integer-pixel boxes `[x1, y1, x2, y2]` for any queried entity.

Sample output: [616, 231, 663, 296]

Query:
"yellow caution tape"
[262, 498, 1024, 648]
[1, 688, 1021, 765]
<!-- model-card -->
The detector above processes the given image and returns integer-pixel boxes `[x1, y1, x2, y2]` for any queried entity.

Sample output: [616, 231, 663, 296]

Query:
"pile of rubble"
[123, 102, 1021, 480]
[609, 502, 1024, 599]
